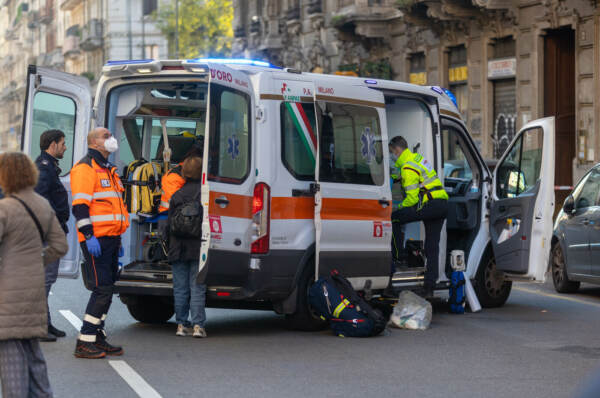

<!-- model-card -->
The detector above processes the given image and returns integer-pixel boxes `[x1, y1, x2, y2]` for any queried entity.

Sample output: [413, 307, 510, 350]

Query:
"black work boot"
[95, 331, 123, 356]
[74, 339, 106, 359]
[48, 324, 66, 338]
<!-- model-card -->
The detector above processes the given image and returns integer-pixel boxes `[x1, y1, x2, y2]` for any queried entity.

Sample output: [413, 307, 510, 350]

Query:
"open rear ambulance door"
[312, 80, 392, 290]
[193, 62, 255, 284]
[21, 66, 92, 278]
[490, 117, 555, 281]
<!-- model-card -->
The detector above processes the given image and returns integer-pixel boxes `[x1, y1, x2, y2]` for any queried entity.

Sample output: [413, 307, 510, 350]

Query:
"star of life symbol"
[360, 127, 377, 164]
[227, 134, 240, 160]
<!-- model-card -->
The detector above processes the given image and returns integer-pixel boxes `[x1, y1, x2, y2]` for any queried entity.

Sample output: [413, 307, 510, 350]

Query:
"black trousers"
[391, 199, 448, 288]
[80, 236, 121, 340]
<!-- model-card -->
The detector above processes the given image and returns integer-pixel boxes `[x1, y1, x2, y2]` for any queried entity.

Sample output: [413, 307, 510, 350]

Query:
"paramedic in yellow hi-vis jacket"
[389, 136, 448, 298]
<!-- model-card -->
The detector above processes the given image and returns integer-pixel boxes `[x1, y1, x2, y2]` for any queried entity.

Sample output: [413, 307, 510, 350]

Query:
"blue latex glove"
[86, 236, 101, 257]
[118, 246, 124, 257]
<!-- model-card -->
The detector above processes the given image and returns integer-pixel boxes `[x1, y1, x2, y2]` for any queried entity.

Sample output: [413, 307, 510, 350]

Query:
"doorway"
[544, 27, 575, 217]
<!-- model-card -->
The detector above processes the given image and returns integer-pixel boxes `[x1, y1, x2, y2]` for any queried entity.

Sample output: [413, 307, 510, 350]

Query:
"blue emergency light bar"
[105, 59, 155, 66]
[188, 58, 282, 69]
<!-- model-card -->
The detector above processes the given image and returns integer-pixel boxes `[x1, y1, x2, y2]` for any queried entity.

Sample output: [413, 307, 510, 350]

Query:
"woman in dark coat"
[167, 156, 207, 338]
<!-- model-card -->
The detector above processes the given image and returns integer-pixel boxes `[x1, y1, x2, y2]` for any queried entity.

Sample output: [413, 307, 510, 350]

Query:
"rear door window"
[207, 86, 251, 184]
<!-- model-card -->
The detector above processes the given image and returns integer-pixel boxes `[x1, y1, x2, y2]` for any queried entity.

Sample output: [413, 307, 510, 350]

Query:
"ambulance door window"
[207, 86, 251, 184]
[317, 102, 384, 186]
[30, 91, 76, 174]
[280, 102, 316, 180]
[149, 119, 199, 163]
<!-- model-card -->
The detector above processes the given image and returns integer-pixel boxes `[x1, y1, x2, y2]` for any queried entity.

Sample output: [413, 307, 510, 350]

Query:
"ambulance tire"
[474, 249, 512, 308]
[285, 261, 328, 331]
[125, 295, 174, 324]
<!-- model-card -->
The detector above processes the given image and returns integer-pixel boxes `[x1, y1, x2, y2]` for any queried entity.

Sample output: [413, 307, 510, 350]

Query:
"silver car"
[551, 164, 600, 292]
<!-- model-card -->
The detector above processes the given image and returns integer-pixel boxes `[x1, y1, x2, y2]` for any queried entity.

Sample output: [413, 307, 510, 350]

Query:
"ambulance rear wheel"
[474, 250, 512, 308]
[125, 296, 174, 323]
[285, 261, 328, 331]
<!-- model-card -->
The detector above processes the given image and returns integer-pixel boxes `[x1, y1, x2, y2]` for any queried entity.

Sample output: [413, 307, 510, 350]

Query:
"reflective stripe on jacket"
[159, 164, 185, 212]
[71, 156, 129, 242]
[395, 148, 448, 209]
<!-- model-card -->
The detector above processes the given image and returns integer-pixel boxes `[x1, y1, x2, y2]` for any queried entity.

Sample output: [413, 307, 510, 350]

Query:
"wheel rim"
[484, 256, 507, 298]
[552, 245, 565, 285]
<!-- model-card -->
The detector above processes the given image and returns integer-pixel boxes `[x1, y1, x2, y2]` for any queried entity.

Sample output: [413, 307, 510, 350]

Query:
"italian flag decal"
[285, 102, 316, 163]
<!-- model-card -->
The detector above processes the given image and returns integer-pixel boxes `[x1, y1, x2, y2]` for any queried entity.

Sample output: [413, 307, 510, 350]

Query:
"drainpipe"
[127, 0, 132, 59]
[175, 0, 179, 58]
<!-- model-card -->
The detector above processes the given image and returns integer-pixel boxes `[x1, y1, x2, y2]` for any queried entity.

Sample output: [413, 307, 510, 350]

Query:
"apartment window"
[448, 45, 468, 118]
[143, 0, 157, 16]
[145, 45, 159, 59]
[409, 52, 426, 85]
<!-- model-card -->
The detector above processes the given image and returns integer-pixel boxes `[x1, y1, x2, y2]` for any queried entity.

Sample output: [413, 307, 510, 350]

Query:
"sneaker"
[95, 333, 123, 356]
[48, 324, 66, 338]
[176, 324, 188, 337]
[192, 325, 207, 338]
[74, 340, 106, 359]
[39, 332, 57, 342]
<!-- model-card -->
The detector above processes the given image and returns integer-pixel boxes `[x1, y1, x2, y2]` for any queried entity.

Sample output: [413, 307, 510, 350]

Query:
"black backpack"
[169, 190, 202, 239]
[309, 270, 388, 337]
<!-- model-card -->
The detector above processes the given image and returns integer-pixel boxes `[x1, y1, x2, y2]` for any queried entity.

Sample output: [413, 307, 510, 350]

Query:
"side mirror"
[563, 195, 575, 214]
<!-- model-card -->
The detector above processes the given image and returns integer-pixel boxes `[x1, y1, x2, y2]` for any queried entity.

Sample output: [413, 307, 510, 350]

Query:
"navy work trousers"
[79, 236, 121, 341]
[391, 199, 448, 288]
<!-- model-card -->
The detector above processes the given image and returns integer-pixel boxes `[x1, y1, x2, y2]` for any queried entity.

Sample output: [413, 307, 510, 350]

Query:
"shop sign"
[409, 72, 427, 85]
[488, 58, 516, 79]
[449, 66, 468, 83]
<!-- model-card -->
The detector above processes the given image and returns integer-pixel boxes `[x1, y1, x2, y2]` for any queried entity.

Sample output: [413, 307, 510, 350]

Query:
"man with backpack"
[167, 156, 207, 338]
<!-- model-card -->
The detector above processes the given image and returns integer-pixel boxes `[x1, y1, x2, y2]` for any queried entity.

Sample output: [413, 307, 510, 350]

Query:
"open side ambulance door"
[21, 66, 92, 278]
[490, 117, 555, 281]
[196, 62, 255, 282]
[312, 80, 392, 290]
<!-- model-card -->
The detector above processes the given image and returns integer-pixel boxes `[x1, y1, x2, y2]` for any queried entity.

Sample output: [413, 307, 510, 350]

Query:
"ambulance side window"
[30, 91, 76, 174]
[280, 102, 316, 180]
[317, 102, 384, 186]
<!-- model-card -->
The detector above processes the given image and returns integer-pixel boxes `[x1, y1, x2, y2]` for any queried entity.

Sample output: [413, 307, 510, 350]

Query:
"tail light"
[251, 183, 270, 254]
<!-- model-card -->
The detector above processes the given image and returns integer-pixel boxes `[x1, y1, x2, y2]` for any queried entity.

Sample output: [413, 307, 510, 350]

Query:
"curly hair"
[182, 156, 203, 180]
[0, 152, 39, 194]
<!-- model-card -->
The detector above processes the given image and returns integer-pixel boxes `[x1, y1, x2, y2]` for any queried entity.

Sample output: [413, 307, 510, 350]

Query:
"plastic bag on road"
[390, 290, 432, 330]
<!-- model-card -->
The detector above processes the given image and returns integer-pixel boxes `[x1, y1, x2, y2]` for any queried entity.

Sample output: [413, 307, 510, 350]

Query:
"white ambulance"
[21, 59, 555, 328]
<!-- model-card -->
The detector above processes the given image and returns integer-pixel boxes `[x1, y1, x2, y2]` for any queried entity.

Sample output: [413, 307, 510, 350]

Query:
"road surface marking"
[109, 360, 162, 398]
[514, 286, 600, 308]
[59, 310, 83, 330]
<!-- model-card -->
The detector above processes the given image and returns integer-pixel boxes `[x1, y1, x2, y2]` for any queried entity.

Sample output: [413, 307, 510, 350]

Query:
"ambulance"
[21, 59, 555, 329]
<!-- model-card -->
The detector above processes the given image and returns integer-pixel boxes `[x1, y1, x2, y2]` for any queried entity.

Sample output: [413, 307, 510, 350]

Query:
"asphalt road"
[15, 278, 600, 398]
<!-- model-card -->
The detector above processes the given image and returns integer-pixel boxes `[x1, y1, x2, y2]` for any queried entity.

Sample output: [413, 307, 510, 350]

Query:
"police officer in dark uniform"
[34, 129, 70, 341]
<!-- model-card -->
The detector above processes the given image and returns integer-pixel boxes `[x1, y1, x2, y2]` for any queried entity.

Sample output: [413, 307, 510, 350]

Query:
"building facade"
[0, 0, 168, 151]
[234, 0, 600, 203]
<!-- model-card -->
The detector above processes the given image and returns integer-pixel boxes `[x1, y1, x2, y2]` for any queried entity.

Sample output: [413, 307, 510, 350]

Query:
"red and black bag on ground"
[308, 270, 387, 337]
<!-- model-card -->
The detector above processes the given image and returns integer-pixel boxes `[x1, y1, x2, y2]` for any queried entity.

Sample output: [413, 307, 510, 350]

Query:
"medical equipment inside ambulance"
[107, 82, 207, 265]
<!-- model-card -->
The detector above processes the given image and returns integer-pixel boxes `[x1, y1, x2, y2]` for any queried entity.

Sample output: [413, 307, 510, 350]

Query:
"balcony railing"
[307, 0, 323, 14]
[80, 19, 103, 51]
[63, 25, 81, 59]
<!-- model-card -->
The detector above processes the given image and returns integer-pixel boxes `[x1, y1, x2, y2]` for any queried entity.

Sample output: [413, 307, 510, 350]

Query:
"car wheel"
[124, 295, 174, 323]
[474, 249, 512, 308]
[285, 260, 328, 331]
[551, 243, 580, 293]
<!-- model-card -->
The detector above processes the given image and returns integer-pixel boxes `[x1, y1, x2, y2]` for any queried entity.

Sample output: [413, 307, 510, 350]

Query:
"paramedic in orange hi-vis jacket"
[70, 127, 129, 359]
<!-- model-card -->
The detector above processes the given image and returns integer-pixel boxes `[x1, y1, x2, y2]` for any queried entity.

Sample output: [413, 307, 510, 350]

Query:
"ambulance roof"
[101, 58, 463, 122]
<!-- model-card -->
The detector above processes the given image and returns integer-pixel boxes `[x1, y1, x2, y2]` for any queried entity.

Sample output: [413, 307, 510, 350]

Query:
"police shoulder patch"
[41, 160, 49, 166]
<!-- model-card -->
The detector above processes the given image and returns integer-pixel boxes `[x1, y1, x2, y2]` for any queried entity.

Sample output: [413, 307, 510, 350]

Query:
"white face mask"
[104, 136, 118, 153]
